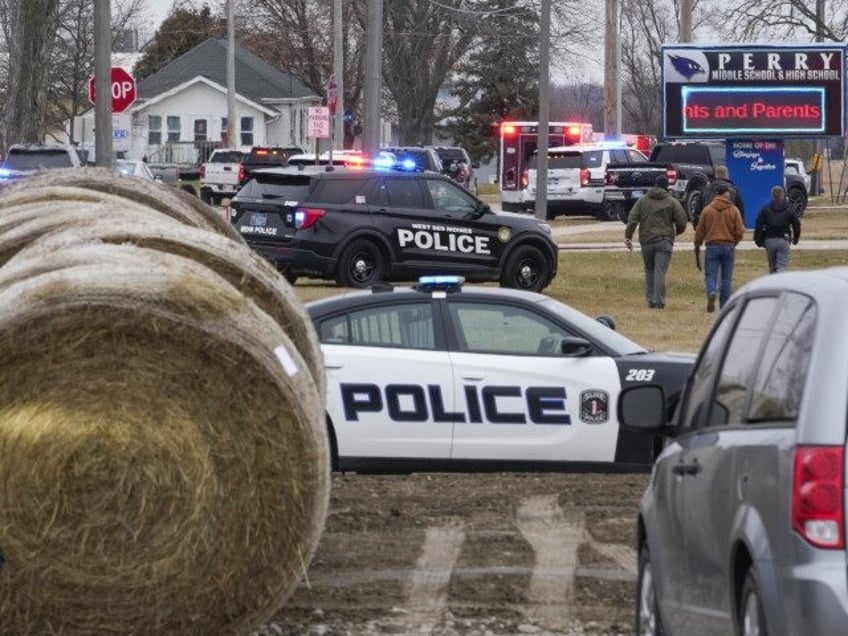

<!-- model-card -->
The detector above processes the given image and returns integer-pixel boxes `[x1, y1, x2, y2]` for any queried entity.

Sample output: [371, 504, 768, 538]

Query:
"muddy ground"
[256, 472, 649, 636]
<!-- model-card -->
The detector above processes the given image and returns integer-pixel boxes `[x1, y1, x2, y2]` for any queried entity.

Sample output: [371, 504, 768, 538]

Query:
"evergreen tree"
[440, 2, 538, 164]
[133, 6, 221, 80]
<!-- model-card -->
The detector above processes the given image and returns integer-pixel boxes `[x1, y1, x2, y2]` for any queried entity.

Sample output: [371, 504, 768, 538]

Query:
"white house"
[77, 38, 322, 164]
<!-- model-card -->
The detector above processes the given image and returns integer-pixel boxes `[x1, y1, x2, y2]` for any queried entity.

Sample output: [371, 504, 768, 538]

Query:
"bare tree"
[618, 0, 710, 136]
[46, 0, 145, 144]
[717, 0, 848, 42]
[2, 0, 61, 147]
[240, 0, 366, 144]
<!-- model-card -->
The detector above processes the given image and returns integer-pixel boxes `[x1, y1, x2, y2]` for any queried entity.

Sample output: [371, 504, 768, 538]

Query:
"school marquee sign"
[662, 43, 845, 138]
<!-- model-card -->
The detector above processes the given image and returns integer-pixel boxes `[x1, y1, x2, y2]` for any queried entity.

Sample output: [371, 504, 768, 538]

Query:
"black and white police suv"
[228, 160, 558, 291]
[307, 276, 695, 474]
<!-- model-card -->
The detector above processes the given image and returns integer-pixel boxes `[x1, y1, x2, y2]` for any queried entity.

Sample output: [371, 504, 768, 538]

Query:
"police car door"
[315, 298, 455, 462]
[444, 299, 621, 464]
[375, 175, 498, 272]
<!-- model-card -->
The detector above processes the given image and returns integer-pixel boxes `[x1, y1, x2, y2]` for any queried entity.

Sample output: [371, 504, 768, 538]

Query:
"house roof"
[136, 38, 317, 103]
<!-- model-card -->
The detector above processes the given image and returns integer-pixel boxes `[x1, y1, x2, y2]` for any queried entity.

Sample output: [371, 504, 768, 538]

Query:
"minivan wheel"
[499, 245, 550, 292]
[739, 568, 768, 636]
[335, 239, 385, 288]
[636, 543, 664, 636]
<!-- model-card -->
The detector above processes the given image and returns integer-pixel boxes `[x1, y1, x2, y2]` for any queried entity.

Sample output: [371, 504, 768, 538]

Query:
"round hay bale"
[3, 214, 324, 397]
[0, 168, 241, 241]
[0, 244, 329, 634]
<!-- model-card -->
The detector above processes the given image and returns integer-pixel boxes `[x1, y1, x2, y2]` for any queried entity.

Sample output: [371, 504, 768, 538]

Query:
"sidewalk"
[551, 204, 848, 251]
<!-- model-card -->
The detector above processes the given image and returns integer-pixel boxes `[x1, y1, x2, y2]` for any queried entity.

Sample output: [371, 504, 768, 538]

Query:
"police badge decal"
[580, 389, 609, 424]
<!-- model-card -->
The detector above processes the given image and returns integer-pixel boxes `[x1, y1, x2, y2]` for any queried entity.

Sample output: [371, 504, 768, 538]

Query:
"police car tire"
[335, 238, 385, 288]
[499, 244, 550, 292]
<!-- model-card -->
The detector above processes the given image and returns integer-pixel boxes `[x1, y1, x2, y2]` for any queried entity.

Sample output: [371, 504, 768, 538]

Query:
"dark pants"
[640, 239, 673, 306]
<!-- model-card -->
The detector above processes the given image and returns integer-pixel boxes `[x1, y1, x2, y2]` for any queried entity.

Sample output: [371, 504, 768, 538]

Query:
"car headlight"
[536, 222, 552, 234]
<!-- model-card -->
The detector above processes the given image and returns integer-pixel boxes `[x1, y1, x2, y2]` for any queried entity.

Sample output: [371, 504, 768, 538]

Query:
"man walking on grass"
[624, 175, 688, 309]
[693, 182, 745, 313]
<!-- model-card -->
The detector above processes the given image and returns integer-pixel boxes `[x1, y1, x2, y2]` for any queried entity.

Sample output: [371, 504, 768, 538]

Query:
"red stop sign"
[88, 67, 137, 113]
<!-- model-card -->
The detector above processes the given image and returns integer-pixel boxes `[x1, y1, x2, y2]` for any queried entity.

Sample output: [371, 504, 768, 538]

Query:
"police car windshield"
[537, 297, 647, 356]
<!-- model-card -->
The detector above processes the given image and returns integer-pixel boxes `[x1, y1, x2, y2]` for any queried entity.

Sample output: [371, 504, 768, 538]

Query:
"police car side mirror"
[617, 385, 667, 432]
[560, 336, 593, 357]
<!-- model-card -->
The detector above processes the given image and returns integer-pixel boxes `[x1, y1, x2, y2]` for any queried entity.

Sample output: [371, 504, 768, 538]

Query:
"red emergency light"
[502, 123, 518, 137]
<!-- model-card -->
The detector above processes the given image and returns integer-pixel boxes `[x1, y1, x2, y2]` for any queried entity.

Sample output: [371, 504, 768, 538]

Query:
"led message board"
[662, 44, 845, 138]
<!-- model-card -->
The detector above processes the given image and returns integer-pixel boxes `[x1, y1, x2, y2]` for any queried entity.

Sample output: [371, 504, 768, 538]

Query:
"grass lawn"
[290, 201, 848, 355]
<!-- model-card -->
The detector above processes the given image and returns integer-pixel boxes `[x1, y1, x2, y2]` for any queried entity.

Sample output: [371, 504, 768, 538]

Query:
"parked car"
[380, 146, 443, 173]
[620, 266, 848, 636]
[433, 146, 479, 195]
[0, 144, 84, 184]
[229, 161, 560, 291]
[308, 275, 695, 473]
[523, 144, 649, 221]
[115, 159, 157, 181]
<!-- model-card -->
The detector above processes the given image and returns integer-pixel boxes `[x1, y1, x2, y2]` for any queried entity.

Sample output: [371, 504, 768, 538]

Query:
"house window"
[167, 116, 181, 142]
[194, 119, 207, 142]
[148, 115, 162, 145]
[240, 116, 254, 146]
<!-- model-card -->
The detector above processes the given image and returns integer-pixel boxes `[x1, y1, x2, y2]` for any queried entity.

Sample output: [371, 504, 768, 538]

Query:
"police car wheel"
[499, 245, 549, 292]
[335, 239, 385, 288]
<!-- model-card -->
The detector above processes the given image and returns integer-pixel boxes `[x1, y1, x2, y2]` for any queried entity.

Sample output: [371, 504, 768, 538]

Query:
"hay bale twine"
[0, 208, 324, 397]
[0, 168, 241, 241]
[0, 243, 329, 634]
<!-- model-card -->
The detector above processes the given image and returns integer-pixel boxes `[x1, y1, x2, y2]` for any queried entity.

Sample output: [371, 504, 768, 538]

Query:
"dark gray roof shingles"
[136, 38, 317, 103]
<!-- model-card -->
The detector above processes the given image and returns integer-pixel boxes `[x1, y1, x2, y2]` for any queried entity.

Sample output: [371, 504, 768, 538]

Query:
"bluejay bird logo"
[668, 54, 705, 80]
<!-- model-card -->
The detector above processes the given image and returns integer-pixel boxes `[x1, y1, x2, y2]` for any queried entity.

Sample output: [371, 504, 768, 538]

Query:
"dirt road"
[257, 472, 649, 636]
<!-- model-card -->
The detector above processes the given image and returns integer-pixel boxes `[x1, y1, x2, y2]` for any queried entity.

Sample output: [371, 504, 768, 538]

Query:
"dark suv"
[229, 164, 558, 291]
[433, 146, 479, 195]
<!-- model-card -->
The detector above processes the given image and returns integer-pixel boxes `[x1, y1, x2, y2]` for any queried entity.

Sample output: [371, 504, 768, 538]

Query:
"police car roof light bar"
[415, 275, 465, 293]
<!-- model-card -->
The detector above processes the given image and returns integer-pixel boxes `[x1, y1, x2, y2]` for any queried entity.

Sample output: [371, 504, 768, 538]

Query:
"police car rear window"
[5, 149, 74, 170]
[378, 178, 426, 208]
[241, 173, 314, 200]
[309, 178, 370, 204]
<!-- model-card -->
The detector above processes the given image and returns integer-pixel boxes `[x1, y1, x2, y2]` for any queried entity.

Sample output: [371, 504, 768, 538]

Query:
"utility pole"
[333, 0, 344, 150]
[94, 0, 114, 168]
[535, 0, 551, 221]
[680, 0, 693, 41]
[603, 0, 620, 140]
[364, 0, 383, 155]
[814, 0, 826, 197]
[226, 0, 237, 148]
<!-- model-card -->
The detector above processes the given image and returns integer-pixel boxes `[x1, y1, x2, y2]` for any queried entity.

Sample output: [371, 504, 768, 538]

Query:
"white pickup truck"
[199, 148, 245, 205]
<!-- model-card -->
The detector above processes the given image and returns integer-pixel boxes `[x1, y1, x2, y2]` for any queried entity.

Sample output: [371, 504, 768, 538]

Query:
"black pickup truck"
[604, 141, 808, 223]
[238, 146, 305, 186]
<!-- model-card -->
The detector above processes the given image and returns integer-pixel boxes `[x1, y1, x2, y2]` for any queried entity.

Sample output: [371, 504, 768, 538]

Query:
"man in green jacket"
[624, 175, 688, 309]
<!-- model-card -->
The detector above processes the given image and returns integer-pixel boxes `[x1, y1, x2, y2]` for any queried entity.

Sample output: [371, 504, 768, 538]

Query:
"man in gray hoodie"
[624, 175, 688, 309]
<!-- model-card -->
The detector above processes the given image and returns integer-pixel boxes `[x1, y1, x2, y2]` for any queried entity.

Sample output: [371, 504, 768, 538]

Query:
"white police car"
[307, 276, 695, 473]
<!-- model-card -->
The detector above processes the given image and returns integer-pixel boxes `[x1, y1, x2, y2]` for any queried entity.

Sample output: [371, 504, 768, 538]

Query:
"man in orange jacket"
[693, 183, 745, 313]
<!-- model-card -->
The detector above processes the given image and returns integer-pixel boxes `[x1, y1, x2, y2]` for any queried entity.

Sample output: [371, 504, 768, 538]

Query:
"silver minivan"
[619, 267, 848, 635]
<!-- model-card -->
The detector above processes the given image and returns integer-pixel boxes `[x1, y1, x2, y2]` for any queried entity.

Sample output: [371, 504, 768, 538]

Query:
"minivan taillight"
[792, 445, 845, 549]
[294, 207, 325, 229]
[238, 163, 246, 184]
[580, 168, 590, 187]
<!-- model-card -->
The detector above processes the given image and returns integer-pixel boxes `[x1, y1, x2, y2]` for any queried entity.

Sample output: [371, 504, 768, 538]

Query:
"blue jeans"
[704, 244, 736, 307]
